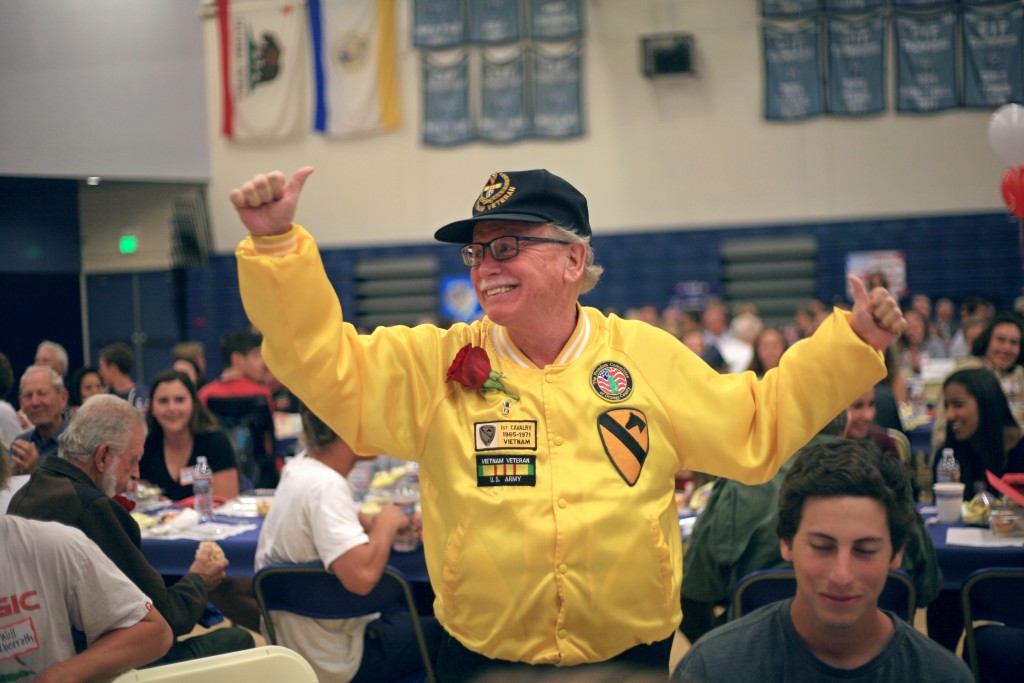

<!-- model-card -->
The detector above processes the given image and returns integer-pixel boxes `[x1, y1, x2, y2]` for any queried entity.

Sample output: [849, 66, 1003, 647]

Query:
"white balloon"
[988, 104, 1024, 167]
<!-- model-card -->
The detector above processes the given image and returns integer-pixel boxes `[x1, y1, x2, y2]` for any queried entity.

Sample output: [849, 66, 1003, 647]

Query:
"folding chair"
[730, 567, 916, 623]
[253, 562, 436, 683]
[960, 567, 1024, 683]
[106, 645, 317, 682]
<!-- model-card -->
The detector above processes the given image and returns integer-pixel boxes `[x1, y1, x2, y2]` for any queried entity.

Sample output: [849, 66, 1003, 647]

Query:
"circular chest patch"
[591, 362, 633, 402]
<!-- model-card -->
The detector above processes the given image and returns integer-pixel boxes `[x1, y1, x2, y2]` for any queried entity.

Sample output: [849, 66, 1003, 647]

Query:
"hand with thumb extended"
[229, 166, 314, 237]
[848, 274, 906, 351]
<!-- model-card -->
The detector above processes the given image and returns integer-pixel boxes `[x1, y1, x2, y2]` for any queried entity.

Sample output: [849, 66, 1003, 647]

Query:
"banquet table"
[926, 515, 1024, 590]
[139, 513, 430, 584]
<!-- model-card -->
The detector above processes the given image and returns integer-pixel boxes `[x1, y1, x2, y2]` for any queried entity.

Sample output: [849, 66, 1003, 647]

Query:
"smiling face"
[469, 221, 582, 332]
[782, 495, 902, 637]
[151, 379, 194, 436]
[845, 388, 877, 441]
[944, 381, 980, 442]
[20, 369, 68, 430]
[985, 322, 1022, 371]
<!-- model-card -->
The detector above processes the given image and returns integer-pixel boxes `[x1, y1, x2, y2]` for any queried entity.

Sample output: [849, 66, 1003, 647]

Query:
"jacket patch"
[591, 362, 633, 402]
[477, 455, 536, 487]
[474, 421, 537, 450]
[597, 408, 649, 486]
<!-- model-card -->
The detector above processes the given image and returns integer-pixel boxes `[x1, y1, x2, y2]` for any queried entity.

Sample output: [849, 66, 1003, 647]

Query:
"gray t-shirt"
[675, 599, 973, 683]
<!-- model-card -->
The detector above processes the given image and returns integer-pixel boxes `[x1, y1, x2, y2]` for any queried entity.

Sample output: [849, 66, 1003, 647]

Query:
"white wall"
[0, 0, 209, 182]
[204, 0, 1006, 254]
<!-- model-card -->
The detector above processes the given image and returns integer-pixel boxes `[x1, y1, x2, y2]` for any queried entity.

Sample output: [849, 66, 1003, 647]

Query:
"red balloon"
[1001, 166, 1024, 220]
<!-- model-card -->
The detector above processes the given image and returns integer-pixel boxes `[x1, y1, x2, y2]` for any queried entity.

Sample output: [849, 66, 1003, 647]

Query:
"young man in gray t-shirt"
[675, 439, 973, 683]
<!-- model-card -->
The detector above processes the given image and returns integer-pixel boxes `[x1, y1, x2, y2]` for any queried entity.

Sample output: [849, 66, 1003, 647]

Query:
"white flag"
[218, 0, 307, 141]
[309, 0, 400, 138]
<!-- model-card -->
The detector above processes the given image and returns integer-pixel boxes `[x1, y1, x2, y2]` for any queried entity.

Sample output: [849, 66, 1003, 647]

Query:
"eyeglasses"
[460, 235, 571, 267]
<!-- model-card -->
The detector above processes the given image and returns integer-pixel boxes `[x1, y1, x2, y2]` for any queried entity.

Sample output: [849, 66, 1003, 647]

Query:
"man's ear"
[94, 444, 113, 472]
[563, 242, 586, 282]
[889, 545, 905, 569]
[780, 537, 794, 562]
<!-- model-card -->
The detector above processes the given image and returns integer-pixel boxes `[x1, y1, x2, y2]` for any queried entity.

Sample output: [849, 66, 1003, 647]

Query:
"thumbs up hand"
[848, 275, 907, 351]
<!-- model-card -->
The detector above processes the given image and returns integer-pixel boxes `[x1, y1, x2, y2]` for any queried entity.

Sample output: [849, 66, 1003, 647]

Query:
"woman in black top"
[140, 369, 239, 501]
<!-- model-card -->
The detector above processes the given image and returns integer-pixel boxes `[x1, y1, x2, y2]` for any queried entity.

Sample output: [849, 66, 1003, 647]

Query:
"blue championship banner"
[469, 0, 522, 45]
[413, 0, 466, 50]
[531, 44, 584, 139]
[963, 5, 1024, 108]
[827, 15, 887, 116]
[824, 0, 886, 12]
[892, 0, 956, 8]
[895, 10, 958, 113]
[529, 0, 583, 41]
[763, 21, 825, 121]
[422, 52, 473, 146]
[761, 0, 822, 18]
[480, 50, 529, 142]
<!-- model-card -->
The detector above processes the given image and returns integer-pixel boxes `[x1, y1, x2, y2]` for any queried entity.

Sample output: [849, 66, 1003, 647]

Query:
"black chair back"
[961, 567, 1024, 683]
[730, 567, 917, 623]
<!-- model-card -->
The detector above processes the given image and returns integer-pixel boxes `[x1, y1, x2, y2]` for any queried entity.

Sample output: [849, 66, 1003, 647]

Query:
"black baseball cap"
[434, 169, 591, 244]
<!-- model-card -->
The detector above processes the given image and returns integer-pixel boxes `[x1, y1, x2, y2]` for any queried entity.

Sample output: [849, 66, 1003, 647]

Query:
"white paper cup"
[933, 482, 966, 523]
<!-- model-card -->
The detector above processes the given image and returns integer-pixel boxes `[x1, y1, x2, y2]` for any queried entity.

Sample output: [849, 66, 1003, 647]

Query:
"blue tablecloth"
[140, 514, 430, 583]
[927, 519, 1024, 591]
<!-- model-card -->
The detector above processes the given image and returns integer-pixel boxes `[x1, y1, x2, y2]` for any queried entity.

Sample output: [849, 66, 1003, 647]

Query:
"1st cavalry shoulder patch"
[597, 408, 649, 486]
[591, 362, 633, 402]
[477, 455, 536, 487]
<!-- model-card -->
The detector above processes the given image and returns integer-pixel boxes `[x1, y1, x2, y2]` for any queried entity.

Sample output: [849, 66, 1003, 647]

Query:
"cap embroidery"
[475, 172, 516, 213]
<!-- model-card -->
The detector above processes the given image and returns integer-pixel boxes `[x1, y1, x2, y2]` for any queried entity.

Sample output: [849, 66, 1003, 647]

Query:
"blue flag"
[530, 0, 583, 41]
[422, 53, 473, 145]
[763, 21, 825, 121]
[762, 0, 822, 18]
[824, 0, 885, 12]
[480, 50, 529, 142]
[469, 0, 521, 45]
[532, 44, 584, 138]
[413, 0, 466, 49]
[963, 5, 1024, 108]
[895, 11, 958, 113]
[828, 15, 887, 116]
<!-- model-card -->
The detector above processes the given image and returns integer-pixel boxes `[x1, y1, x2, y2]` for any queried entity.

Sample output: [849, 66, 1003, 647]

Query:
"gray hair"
[59, 394, 146, 464]
[20, 365, 65, 394]
[548, 223, 604, 294]
[38, 340, 69, 373]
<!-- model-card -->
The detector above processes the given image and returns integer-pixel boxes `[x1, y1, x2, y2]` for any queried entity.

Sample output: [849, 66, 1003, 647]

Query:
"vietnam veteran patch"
[477, 455, 536, 487]
[474, 421, 538, 450]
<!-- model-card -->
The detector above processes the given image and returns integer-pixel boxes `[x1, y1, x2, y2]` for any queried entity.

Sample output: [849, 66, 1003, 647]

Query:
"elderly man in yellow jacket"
[231, 167, 906, 681]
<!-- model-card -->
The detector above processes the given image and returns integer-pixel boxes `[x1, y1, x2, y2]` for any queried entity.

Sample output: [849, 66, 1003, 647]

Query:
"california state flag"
[308, 0, 400, 138]
[218, 0, 307, 141]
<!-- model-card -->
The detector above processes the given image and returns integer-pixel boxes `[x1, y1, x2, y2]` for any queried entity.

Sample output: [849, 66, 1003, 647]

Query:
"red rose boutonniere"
[446, 344, 519, 401]
[113, 495, 137, 512]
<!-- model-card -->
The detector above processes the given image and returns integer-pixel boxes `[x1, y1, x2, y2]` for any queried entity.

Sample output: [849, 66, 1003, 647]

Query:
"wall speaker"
[641, 33, 695, 78]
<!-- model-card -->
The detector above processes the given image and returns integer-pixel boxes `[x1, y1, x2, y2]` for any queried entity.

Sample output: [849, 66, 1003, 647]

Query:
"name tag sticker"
[477, 455, 536, 487]
[179, 466, 196, 486]
[474, 421, 537, 450]
[0, 617, 41, 663]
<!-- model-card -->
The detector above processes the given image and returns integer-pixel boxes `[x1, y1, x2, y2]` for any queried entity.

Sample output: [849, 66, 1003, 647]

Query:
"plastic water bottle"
[193, 456, 214, 522]
[935, 448, 961, 484]
[391, 464, 420, 552]
[348, 461, 374, 503]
